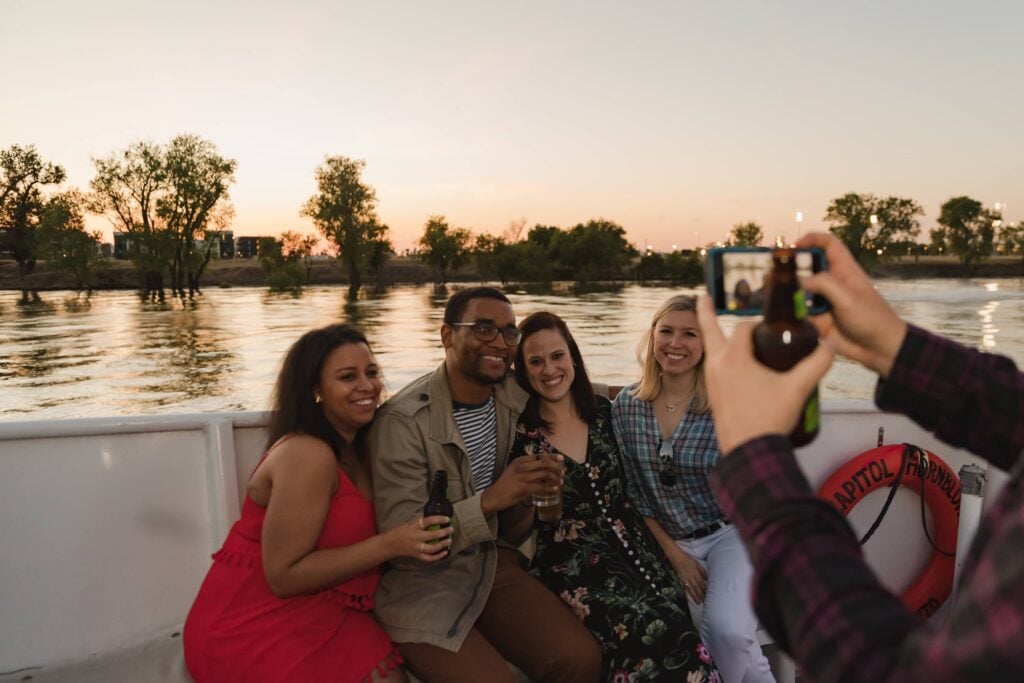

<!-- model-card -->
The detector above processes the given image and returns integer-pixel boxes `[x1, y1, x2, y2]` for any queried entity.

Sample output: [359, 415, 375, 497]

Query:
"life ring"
[817, 444, 960, 619]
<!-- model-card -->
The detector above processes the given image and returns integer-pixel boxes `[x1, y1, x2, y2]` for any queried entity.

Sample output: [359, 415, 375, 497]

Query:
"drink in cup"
[532, 452, 563, 523]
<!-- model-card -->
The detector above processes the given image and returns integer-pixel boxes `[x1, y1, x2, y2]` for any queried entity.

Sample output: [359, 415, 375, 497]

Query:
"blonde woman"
[612, 295, 775, 683]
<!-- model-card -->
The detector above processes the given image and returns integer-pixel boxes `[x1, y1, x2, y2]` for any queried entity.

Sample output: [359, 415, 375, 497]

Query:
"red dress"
[183, 447, 401, 683]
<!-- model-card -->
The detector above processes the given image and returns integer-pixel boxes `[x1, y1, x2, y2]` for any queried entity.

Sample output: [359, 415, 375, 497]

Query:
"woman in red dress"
[184, 324, 453, 683]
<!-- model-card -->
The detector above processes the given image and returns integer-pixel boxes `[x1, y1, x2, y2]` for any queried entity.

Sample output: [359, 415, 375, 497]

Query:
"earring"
[314, 395, 323, 405]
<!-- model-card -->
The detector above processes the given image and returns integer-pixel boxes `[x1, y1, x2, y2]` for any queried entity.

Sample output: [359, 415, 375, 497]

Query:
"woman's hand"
[669, 548, 708, 604]
[385, 514, 453, 562]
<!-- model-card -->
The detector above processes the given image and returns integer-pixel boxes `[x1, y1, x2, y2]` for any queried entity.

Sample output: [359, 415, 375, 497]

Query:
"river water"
[1, 279, 1022, 421]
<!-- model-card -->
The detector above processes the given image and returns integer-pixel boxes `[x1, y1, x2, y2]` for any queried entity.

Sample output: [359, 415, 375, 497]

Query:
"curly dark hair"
[265, 323, 375, 460]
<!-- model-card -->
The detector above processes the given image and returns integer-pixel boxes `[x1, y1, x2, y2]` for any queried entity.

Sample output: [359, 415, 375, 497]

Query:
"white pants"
[676, 524, 776, 683]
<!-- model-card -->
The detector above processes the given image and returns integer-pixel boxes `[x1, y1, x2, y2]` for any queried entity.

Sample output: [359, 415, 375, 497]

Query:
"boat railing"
[0, 403, 996, 681]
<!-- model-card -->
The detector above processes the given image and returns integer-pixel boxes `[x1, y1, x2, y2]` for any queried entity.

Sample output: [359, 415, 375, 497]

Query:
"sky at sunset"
[2, 0, 1021, 251]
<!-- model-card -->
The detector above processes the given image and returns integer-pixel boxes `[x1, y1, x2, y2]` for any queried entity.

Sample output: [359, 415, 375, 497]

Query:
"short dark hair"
[266, 324, 373, 459]
[513, 311, 597, 429]
[444, 286, 512, 324]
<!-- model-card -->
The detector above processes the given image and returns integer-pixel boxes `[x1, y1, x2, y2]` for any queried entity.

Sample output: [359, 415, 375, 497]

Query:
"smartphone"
[705, 246, 829, 315]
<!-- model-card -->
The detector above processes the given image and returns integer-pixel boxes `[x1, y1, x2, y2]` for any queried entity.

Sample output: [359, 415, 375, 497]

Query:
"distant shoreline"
[1, 255, 1021, 292]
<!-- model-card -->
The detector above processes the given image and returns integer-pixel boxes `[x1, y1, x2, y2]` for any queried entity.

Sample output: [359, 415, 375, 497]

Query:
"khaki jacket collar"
[425, 362, 529, 450]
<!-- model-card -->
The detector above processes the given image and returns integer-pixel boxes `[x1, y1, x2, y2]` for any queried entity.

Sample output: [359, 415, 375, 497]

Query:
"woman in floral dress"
[504, 311, 718, 683]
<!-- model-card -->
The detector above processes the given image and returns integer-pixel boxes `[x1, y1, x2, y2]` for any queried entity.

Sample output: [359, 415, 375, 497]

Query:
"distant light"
[671, 244, 678, 251]
[995, 202, 1003, 211]
[795, 211, 803, 223]
[870, 214, 878, 226]
[994, 219, 1002, 228]
[700, 248, 707, 256]
[876, 248, 883, 255]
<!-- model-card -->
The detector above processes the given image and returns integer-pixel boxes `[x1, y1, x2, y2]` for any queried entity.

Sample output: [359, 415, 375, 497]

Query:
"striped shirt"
[612, 383, 725, 538]
[453, 396, 497, 492]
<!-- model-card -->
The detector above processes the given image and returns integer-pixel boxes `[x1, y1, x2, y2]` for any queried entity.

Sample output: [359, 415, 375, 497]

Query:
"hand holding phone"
[704, 246, 829, 315]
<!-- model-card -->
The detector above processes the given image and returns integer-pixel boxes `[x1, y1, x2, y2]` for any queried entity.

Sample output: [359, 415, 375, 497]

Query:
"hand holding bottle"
[696, 295, 836, 454]
[386, 514, 453, 562]
[796, 232, 908, 379]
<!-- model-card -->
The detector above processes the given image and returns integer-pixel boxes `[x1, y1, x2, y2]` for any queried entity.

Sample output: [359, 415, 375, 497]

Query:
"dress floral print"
[513, 398, 718, 682]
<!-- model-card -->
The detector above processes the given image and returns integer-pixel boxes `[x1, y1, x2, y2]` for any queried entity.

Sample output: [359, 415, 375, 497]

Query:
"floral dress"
[513, 398, 718, 683]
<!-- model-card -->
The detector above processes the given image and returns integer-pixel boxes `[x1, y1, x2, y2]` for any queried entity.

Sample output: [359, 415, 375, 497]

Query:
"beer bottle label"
[793, 290, 808, 320]
[425, 519, 452, 543]
[804, 388, 820, 432]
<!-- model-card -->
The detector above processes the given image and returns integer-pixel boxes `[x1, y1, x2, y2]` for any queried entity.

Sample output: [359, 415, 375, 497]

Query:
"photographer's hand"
[696, 296, 835, 454]
[797, 232, 908, 379]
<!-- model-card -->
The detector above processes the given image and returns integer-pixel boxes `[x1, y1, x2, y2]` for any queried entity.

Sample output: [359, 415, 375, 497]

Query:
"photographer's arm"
[798, 231, 1024, 471]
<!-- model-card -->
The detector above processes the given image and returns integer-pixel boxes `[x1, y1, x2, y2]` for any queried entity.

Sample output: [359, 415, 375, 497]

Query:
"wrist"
[874, 320, 908, 379]
[379, 526, 400, 559]
[480, 488, 501, 517]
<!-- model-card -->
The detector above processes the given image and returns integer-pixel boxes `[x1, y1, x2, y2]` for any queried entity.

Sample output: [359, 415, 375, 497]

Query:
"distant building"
[0, 227, 14, 258]
[236, 236, 271, 259]
[197, 230, 235, 259]
[113, 232, 132, 259]
[99, 243, 113, 258]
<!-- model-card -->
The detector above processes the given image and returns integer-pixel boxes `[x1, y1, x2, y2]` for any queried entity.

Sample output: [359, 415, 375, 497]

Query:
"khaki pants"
[400, 548, 602, 683]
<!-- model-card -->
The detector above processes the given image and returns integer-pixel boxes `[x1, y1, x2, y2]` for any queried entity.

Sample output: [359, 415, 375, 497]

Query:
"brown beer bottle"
[753, 248, 820, 446]
[423, 470, 454, 539]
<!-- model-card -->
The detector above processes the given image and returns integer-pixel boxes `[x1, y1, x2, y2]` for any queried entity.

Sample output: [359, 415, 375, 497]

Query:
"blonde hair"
[631, 294, 710, 414]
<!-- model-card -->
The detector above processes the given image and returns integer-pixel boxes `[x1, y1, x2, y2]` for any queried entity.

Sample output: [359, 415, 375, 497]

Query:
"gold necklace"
[663, 393, 690, 413]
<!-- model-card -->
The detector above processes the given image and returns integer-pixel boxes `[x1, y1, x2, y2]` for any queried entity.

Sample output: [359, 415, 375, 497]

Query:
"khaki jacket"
[369, 363, 530, 651]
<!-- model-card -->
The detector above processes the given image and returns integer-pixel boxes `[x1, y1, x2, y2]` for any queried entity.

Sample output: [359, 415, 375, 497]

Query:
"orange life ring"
[817, 444, 960, 619]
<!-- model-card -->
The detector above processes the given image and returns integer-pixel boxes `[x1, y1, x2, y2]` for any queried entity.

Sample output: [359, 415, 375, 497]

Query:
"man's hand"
[696, 296, 835, 454]
[797, 232, 908, 378]
[481, 454, 563, 517]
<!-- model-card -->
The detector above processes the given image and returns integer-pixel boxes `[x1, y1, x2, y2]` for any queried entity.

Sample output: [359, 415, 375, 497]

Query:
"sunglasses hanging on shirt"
[658, 440, 677, 487]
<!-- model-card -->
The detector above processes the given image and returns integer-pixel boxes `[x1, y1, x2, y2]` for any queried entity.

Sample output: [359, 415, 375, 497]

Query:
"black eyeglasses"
[449, 321, 522, 345]
[658, 440, 677, 487]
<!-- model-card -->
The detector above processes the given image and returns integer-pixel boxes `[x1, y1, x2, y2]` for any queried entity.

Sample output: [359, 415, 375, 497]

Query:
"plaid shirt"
[712, 325, 1024, 682]
[612, 383, 726, 537]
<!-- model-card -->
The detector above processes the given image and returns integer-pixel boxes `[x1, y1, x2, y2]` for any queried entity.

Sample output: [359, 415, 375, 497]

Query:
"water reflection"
[1, 279, 1023, 420]
[129, 299, 236, 406]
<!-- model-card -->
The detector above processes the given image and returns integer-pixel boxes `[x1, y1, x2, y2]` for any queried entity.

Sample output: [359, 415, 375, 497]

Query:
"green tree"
[258, 235, 304, 291]
[0, 144, 67, 278]
[823, 193, 923, 265]
[664, 250, 703, 283]
[301, 156, 389, 297]
[364, 233, 395, 281]
[281, 230, 320, 279]
[474, 234, 510, 284]
[999, 221, 1024, 260]
[90, 141, 171, 299]
[557, 219, 636, 282]
[729, 221, 764, 246]
[36, 190, 102, 291]
[935, 196, 998, 271]
[417, 215, 472, 284]
[161, 134, 237, 297]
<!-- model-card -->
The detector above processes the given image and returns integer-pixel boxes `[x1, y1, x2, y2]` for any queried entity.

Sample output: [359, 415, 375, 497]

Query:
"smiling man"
[370, 286, 602, 683]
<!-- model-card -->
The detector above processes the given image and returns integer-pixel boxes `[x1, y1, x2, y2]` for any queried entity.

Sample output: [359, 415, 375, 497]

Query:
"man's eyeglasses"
[658, 440, 677, 487]
[449, 321, 522, 345]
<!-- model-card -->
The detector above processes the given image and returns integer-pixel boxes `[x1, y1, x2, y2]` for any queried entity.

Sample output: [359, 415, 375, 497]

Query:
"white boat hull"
[0, 403, 998, 681]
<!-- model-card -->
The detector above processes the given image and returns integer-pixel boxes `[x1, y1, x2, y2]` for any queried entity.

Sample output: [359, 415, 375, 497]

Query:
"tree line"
[2, 140, 1020, 299]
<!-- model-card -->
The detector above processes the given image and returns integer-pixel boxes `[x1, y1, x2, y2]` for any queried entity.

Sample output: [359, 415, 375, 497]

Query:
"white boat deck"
[0, 403, 997, 682]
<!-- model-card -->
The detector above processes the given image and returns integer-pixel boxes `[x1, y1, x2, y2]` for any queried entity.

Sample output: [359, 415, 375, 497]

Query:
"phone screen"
[705, 247, 828, 315]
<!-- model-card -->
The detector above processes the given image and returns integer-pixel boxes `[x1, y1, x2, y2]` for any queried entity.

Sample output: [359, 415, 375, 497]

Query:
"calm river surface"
[2, 279, 1023, 421]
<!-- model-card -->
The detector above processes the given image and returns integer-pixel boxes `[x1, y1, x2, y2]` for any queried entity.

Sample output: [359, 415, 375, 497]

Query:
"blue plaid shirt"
[612, 382, 726, 539]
